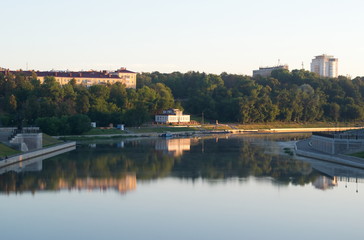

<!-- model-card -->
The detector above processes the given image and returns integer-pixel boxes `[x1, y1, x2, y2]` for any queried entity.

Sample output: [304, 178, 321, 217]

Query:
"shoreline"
[57, 126, 363, 141]
[0, 142, 76, 169]
[295, 138, 364, 169]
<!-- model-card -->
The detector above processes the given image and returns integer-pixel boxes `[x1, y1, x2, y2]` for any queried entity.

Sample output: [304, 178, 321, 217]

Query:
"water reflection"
[1, 133, 364, 194]
[299, 156, 364, 192]
[155, 138, 198, 156]
[0, 146, 74, 175]
[56, 175, 136, 193]
[313, 176, 338, 190]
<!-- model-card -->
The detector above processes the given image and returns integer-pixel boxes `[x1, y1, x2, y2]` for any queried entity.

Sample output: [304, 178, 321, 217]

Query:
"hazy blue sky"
[2, 0, 363, 76]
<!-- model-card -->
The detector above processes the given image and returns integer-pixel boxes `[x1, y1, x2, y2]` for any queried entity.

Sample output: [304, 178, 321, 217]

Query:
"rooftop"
[0, 68, 136, 79]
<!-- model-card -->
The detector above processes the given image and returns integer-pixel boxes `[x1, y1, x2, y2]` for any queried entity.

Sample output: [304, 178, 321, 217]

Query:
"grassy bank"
[43, 133, 62, 147]
[129, 126, 199, 133]
[55, 122, 363, 141]
[234, 122, 361, 130]
[350, 152, 364, 159]
[0, 143, 20, 157]
[59, 135, 130, 141]
[83, 128, 127, 135]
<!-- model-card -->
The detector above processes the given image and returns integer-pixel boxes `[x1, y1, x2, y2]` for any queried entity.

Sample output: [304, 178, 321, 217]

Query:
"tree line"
[0, 72, 178, 134]
[138, 69, 364, 123]
[1, 69, 364, 134]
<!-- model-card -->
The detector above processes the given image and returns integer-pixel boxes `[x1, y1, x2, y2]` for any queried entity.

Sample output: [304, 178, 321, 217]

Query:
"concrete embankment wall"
[295, 147, 364, 169]
[310, 135, 364, 154]
[268, 127, 362, 133]
[10, 133, 43, 151]
[0, 145, 76, 175]
[229, 127, 361, 134]
[0, 142, 76, 168]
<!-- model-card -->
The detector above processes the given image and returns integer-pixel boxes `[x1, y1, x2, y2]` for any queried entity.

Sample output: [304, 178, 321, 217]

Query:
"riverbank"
[295, 138, 364, 169]
[0, 142, 76, 168]
[57, 126, 363, 141]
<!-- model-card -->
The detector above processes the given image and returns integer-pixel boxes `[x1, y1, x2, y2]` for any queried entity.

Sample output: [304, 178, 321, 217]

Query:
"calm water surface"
[1, 134, 364, 240]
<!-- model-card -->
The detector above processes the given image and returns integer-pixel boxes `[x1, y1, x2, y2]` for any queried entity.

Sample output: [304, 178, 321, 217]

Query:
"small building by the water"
[155, 109, 190, 124]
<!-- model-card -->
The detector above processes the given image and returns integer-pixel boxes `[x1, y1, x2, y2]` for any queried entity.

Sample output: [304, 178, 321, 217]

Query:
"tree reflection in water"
[0, 133, 362, 194]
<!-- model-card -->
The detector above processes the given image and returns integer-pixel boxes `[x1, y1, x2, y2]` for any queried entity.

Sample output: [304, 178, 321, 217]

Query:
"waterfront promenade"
[295, 138, 364, 169]
[0, 142, 76, 169]
[56, 126, 363, 140]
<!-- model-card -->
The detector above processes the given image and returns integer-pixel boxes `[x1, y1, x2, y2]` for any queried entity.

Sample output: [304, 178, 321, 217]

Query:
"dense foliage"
[0, 72, 178, 134]
[138, 69, 364, 123]
[1, 69, 364, 134]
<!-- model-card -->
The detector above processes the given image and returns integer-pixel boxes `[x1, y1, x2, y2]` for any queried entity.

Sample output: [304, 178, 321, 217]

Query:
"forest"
[1, 69, 364, 134]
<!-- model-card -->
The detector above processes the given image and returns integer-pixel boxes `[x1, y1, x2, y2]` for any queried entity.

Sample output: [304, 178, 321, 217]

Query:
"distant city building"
[155, 109, 190, 124]
[0, 67, 137, 89]
[252, 65, 289, 77]
[310, 54, 338, 78]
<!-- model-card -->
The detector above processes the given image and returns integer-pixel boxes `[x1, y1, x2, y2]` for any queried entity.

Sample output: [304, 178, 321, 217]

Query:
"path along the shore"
[295, 138, 364, 169]
[56, 126, 364, 139]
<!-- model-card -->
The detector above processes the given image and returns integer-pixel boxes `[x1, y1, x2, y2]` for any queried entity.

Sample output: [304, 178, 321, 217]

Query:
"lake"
[1, 133, 363, 240]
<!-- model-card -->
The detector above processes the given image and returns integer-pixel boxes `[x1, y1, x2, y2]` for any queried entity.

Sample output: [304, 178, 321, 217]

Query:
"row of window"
[42, 78, 135, 86]
[155, 115, 190, 122]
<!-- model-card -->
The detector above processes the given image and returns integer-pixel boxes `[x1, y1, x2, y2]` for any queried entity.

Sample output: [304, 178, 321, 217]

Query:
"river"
[0, 133, 363, 240]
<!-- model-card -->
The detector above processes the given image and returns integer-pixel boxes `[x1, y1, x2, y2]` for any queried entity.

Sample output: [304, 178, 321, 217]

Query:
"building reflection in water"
[313, 176, 338, 190]
[306, 158, 364, 192]
[55, 174, 136, 194]
[155, 138, 197, 157]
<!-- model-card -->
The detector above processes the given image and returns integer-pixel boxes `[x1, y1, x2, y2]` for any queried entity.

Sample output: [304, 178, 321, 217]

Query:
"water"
[1, 134, 364, 240]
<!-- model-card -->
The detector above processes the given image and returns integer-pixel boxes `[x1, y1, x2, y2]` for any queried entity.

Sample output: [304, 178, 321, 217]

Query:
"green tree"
[68, 114, 91, 134]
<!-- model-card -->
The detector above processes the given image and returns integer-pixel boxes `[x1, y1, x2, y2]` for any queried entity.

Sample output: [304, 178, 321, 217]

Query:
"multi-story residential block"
[310, 54, 338, 78]
[252, 65, 289, 77]
[0, 67, 137, 89]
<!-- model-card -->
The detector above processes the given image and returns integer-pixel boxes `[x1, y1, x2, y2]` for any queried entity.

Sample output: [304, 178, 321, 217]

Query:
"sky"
[1, 0, 364, 77]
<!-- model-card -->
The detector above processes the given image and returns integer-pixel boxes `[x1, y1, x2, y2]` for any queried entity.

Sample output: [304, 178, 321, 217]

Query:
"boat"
[160, 132, 173, 138]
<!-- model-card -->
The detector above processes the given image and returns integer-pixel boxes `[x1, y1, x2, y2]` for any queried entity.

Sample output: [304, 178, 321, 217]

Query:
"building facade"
[252, 65, 289, 77]
[310, 54, 338, 78]
[1, 68, 137, 89]
[155, 109, 190, 124]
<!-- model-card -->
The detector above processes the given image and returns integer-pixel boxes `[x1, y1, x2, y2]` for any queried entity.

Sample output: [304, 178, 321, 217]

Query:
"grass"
[59, 135, 127, 141]
[129, 126, 199, 133]
[0, 134, 60, 158]
[57, 121, 363, 140]
[350, 152, 364, 159]
[202, 124, 233, 130]
[43, 133, 63, 147]
[233, 122, 362, 130]
[83, 128, 126, 135]
[0, 143, 20, 157]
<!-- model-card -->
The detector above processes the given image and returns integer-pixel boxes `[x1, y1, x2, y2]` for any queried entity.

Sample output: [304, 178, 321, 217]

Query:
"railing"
[312, 132, 336, 138]
[8, 128, 41, 141]
[313, 131, 364, 140]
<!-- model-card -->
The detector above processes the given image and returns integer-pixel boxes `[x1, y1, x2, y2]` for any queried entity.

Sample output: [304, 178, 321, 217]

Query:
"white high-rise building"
[310, 54, 338, 78]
